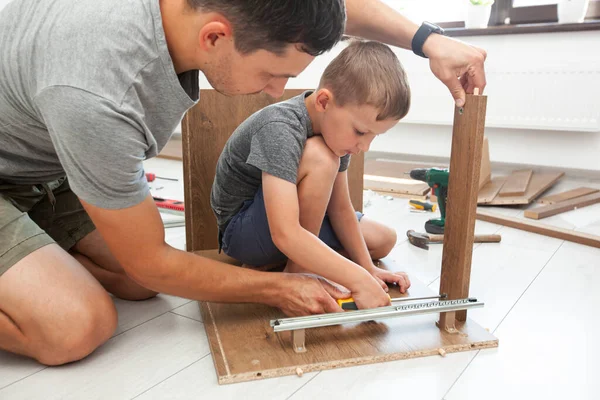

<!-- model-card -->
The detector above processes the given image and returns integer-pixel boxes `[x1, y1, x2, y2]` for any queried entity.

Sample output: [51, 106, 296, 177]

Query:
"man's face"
[320, 101, 399, 158]
[203, 44, 314, 98]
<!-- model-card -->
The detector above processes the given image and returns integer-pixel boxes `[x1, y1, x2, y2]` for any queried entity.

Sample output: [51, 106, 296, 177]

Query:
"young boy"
[211, 40, 411, 310]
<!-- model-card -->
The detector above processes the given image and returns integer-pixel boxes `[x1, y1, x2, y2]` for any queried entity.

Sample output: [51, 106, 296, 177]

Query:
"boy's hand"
[276, 273, 350, 317]
[350, 275, 394, 310]
[370, 267, 411, 294]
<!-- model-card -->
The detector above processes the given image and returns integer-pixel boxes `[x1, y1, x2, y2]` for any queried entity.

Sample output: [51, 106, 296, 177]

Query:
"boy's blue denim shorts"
[221, 187, 363, 266]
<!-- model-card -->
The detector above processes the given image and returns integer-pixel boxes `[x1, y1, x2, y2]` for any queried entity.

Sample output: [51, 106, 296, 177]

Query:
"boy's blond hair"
[318, 40, 410, 121]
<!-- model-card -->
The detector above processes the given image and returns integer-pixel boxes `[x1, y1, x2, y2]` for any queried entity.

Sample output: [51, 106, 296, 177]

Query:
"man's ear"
[198, 18, 233, 51]
[315, 88, 334, 112]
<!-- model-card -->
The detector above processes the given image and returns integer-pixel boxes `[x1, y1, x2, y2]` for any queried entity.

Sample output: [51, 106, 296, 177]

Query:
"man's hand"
[276, 273, 350, 316]
[370, 267, 411, 294]
[423, 34, 488, 107]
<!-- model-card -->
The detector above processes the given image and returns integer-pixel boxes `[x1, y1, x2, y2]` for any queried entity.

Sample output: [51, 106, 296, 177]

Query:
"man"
[0, 0, 486, 366]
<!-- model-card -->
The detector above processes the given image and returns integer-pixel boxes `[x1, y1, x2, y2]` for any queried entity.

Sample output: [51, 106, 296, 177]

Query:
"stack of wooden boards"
[477, 169, 565, 206]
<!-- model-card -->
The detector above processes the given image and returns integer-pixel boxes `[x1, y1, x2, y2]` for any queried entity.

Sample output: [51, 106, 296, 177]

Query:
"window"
[381, 0, 467, 24]
[494, 0, 600, 25]
[383, 0, 600, 30]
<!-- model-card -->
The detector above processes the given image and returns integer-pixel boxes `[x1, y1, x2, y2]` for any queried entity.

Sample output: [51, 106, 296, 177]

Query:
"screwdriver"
[337, 293, 447, 310]
[409, 199, 437, 212]
[145, 173, 178, 182]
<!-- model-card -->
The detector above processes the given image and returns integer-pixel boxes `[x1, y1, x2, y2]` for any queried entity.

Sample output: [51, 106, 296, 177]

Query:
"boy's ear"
[198, 19, 233, 52]
[315, 89, 334, 112]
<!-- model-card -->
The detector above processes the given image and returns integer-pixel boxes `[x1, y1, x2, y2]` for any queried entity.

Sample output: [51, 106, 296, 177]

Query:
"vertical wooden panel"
[438, 94, 487, 330]
[182, 89, 364, 252]
[347, 153, 364, 214]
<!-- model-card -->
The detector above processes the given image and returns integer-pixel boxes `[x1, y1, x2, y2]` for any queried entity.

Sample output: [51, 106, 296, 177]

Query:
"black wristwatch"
[411, 21, 445, 59]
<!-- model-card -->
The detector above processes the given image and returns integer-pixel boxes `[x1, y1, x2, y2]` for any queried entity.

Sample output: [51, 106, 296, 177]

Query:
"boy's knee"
[370, 226, 397, 260]
[36, 290, 117, 366]
[303, 136, 340, 172]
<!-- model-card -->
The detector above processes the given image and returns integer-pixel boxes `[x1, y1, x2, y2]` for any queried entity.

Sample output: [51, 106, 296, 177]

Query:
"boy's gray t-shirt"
[211, 91, 351, 236]
[0, 0, 199, 209]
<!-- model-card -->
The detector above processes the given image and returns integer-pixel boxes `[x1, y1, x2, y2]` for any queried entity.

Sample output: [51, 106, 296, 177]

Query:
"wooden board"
[524, 192, 600, 220]
[484, 172, 564, 205]
[477, 177, 506, 204]
[498, 169, 533, 197]
[439, 94, 486, 329]
[479, 137, 491, 191]
[181, 90, 365, 251]
[537, 187, 599, 205]
[363, 175, 430, 196]
[157, 136, 183, 161]
[196, 254, 498, 384]
[364, 159, 442, 178]
[476, 210, 600, 248]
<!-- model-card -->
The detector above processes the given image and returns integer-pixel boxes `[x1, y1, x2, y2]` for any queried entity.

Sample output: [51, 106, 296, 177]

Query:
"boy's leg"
[285, 136, 340, 273]
[0, 244, 117, 365]
[319, 212, 398, 261]
[358, 216, 397, 259]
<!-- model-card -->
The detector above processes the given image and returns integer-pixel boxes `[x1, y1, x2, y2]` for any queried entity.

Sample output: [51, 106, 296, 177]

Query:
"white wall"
[199, 30, 600, 172]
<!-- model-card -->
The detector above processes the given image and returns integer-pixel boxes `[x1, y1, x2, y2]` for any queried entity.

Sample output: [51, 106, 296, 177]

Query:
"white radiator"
[402, 67, 600, 132]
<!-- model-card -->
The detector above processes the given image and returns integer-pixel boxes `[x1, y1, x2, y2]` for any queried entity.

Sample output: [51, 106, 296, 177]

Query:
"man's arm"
[80, 194, 347, 316]
[344, 0, 487, 106]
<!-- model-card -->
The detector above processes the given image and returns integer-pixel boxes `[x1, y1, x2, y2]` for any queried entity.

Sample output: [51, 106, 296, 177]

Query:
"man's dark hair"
[186, 0, 346, 56]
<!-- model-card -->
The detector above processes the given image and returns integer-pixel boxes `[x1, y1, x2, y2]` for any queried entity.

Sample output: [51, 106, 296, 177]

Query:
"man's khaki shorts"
[0, 177, 96, 276]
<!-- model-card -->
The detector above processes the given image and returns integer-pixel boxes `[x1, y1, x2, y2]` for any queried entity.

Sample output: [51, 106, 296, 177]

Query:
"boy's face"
[318, 95, 399, 158]
[202, 44, 314, 98]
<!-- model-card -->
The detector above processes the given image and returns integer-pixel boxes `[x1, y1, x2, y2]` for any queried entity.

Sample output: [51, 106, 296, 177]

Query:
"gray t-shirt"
[0, 0, 199, 209]
[211, 91, 351, 236]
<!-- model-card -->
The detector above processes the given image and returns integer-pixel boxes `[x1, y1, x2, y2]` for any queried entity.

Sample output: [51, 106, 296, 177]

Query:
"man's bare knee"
[36, 290, 117, 366]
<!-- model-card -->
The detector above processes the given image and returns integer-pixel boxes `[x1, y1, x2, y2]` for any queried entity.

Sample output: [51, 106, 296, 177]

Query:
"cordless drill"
[410, 168, 449, 234]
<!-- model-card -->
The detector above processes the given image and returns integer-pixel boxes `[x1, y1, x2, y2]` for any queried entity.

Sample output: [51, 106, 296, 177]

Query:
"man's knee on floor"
[36, 289, 117, 366]
[111, 270, 158, 301]
[303, 136, 340, 173]
[369, 225, 397, 260]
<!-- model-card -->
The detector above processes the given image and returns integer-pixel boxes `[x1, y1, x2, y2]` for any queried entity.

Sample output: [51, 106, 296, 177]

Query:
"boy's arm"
[326, 171, 410, 293]
[262, 172, 391, 309]
[326, 170, 374, 270]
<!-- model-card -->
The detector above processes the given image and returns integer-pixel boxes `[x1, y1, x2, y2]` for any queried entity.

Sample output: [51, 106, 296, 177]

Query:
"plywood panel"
[485, 172, 564, 205]
[524, 192, 600, 220]
[363, 175, 430, 196]
[157, 136, 183, 161]
[537, 187, 599, 205]
[181, 90, 365, 251]
[439, 94, 487, 328]
[498, 169, 533, 197]
[195, 253, 498, 384]
[477, 177, 506, 204]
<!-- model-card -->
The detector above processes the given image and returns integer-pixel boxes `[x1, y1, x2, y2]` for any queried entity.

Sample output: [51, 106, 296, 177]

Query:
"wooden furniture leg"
[292, 329, 307, 353]
[438, 94, 487, 333]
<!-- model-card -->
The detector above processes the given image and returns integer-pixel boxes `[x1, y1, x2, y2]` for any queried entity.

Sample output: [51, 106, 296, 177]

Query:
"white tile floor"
[1, 157, 599, 400]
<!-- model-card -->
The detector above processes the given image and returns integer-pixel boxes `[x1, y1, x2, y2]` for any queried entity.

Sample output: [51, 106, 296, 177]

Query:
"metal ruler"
[270, 297, 483, 333]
